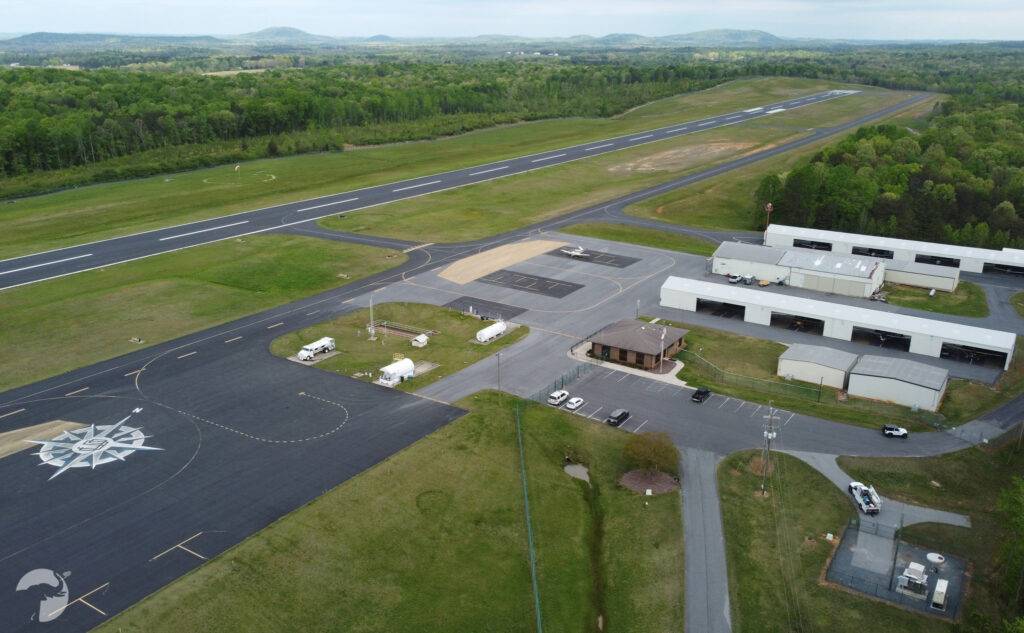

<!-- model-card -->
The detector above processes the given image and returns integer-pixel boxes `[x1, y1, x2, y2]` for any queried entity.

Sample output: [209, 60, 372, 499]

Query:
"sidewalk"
[568, 342, 692, 389]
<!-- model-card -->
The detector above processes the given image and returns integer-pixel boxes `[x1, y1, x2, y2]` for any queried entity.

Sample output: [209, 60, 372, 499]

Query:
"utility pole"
[636, 299, 640, 319]
[660, 326, 667, 370]
[763, 202, 773, 244]
[497, 351, 502, 394]
[761, 401, 780, 494]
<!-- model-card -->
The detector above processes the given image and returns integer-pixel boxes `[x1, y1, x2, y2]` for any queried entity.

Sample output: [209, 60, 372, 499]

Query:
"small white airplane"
[560, 245, 590, 258]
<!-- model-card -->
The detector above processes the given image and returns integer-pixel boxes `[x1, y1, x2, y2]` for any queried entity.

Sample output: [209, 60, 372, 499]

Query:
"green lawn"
[0, 235, 404, 392]
[270, 302, 529, 392]
[558, 222, 717, 256]
[320, 85, 912, 244]
[884, 281, 990, 318]
[625, 94, 940, 230]
[0, 78, 904, 258]
[1013, 292, 1024, 318]
[720, 450, 950, 633]
[660, 319, 943, 431]
[838, 435, 1024, 631]
[939, 338, 1024, 425]
[99, 392, 684, 632]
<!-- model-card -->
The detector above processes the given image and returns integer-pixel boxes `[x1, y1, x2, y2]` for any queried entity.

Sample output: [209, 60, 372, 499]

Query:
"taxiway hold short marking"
[65, 387, 89, 396]
[267, 322, 284, 329]
[177, 351, 197, 359]
[0, 408, 25, 419]
[158, 220, 249, 241]
[223, 336, 242, 343]
[0, 253, 93, 276]
[469, 165, 509, 176]
[393, 179, 441, 193]
[531, 153, 566, 163]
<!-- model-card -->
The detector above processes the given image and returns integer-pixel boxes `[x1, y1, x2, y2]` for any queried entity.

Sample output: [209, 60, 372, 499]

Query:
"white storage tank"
[476, 321, 508, 343]
[379, 357, 415, 387]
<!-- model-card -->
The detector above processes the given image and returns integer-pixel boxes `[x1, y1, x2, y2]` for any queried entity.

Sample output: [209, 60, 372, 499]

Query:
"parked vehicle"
[691, 387, 712, 403]
[565, 397, 585, 411]
[848, 481, 882, 515]
[742, 274, 755, 285]
[297, 337, 335, 361]
[882, 424, 909, 438]
[547, 390, 569, 406]
[728, 274, 742, 284]
[931, 578, 949, 612]
[605, 409, 631, 427]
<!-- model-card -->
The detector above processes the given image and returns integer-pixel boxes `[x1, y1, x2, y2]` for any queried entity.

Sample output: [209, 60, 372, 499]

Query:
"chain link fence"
[529, 361, 599, 404]
[678, 349, 823, 402]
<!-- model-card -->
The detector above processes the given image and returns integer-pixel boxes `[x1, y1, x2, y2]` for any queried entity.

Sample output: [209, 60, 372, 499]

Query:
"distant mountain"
[235, 27, 338, 45]
[662, 29, 785, 47]
[2, 32, 224, 50]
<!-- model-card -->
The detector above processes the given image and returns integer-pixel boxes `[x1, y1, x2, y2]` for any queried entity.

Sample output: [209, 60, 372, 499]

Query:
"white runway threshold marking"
[393, 179, 441, 193]
[295, 197, 358, 213]
[0, 253, 93, 276]
[531, 153, 567, 163]
[159, 220, 249, 241]
[469, 165, 509, 176]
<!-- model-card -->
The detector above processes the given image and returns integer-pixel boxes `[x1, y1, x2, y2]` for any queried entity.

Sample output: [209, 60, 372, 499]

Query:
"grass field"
[661, 319, 943, 431]
[938, 339, 1024, 424]
[719, 450, 950, 633]
[884, 281, 989, 318]
[0, 78, 908, 258]
[838, 434, 1024, 631]
[0, 235, 404, 392]
[320, 84, 915, 243]
[558, 222, 717, 256]
[625, 94, 941, 230]
[99, 392, 684, 632]
[269, 302, 529, 392]
[1013, 292, 1024, 318]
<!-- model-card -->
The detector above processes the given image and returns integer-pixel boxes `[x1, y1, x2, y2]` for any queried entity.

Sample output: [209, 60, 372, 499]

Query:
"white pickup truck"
[848, 481, 882, 515]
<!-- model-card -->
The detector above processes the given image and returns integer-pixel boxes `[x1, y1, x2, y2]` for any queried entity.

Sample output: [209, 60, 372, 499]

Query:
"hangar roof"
[778, 249, 879, 279]
[767, 224, 1024, 267]
[851, 355, 949, 391]
[779, 344, 858, 371]
[713, 241, 784, 265]
[884, 258, 961, 279]
[659, 276, 1016, 353]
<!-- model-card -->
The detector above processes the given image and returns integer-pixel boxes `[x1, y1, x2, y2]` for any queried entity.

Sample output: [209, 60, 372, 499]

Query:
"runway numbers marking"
[151, 532, 209, 562]
[392, 179, 441, 193]
[65, 387, 89, 396]
[48, 582, 110, 619]
[0, 407, 25, 419]
[267, 322, 284, 329]
[177, 351, 197, 359]
[223, 336, 242, 343]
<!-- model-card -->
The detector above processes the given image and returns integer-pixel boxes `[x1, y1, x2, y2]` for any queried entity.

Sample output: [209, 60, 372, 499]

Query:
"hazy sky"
[3, 0, 1023, 40]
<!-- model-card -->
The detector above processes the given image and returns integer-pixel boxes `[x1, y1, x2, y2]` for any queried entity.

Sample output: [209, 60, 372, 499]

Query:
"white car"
[727, 274, 742, 284]
[882, 424, 909, 438]
[547, 390, 569, 406]
[565, 397, 585, 411]
[848, 481, 882, 515]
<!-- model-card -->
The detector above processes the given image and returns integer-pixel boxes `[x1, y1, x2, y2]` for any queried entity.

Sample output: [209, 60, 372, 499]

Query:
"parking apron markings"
[718, 397, 731, 408]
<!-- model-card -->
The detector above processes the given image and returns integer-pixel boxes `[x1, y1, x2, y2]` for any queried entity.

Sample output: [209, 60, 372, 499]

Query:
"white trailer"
[297, 337, 335, 361]
[378, 357, 415, 387]
[476, 321, 508, 343]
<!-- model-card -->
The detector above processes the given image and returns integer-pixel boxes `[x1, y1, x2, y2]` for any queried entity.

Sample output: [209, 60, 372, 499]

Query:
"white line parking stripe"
[751, 405, 762, 417]
[584, 143, 614, 151]
[588, 407, 603, 420]
[0, 253, 93, 276]
[65, 387, 89, 396]
[530, 153, 567, 163]
[469, 165, 509, 176]
[633, 419, 649, 433]
[177, 351, 197, 359]
[158, 220, 249, 241]
[0, 408, 25, 419]
[787, 412, 796, 424]
[392, 179, 441, 193]
[734, 401, 745, 412]
[295, 197, 358, 213]
[718, 397, 730, 408]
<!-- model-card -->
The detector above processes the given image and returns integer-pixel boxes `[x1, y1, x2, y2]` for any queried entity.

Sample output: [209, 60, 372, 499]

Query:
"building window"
[636, 353, 645, 366]
[618, 348, 628, 362]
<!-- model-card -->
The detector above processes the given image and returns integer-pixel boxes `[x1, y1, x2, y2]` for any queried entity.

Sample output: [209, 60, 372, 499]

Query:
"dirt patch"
[619, 469, 679, 495]
[0, 420, 84, 460]
[747, 454, 774, 478]
[564, 463, 591, 484]
[439, 239, 566, 284]
[608, 142, 755, 174]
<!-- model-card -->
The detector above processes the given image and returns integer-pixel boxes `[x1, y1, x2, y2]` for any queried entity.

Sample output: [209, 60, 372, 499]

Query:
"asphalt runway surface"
[0, 90, 945, 630]
[0, 89, 866, 291]
[545, 247, 641, 268]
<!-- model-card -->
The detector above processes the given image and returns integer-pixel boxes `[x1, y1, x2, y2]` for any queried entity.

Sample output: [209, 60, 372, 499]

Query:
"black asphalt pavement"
[0, 89, 868, 291]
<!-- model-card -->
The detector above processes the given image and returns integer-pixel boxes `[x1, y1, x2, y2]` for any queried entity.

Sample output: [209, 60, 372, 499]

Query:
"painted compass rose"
[27, 407, 162, 480]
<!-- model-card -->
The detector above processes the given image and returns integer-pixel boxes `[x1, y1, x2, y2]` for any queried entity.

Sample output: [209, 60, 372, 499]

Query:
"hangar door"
[834, 278, 867, 297]
[801, 273, 835, 293]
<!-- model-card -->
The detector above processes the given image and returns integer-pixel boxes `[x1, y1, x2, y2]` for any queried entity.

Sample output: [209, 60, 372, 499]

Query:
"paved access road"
[0, 89, 864, 291]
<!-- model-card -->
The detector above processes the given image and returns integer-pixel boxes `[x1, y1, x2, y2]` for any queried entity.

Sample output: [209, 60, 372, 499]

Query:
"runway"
[0, 89, 864, 291]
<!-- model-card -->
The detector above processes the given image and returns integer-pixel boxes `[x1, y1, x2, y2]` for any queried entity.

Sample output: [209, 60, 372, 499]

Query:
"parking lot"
[477, 269, 585, 298]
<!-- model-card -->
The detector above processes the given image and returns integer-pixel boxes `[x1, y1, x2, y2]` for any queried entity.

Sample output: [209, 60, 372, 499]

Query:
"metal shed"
[777, 344, 858, 389]
[884, 259, 960, 292]
[777, 249, 884, 297]
[848, 355, 949, 412]
[711, 242, 789, 283]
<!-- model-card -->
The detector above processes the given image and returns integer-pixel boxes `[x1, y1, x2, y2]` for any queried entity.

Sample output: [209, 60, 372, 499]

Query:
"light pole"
[761, 401, 780, 494]
[763, 202, 773, 244]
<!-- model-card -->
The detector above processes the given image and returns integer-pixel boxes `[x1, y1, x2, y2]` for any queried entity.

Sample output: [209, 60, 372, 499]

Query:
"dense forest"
[755, 100, 1024, 249]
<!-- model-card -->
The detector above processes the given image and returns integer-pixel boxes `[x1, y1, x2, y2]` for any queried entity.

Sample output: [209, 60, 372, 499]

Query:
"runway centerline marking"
[393, 179, 441, 193]
[177, 351, 197, 359]
[403, 242, 434, 253]
[697, 121, 713, 127]
[629, 134, 653, 141]
[531, 153, 567, 163]
[267, 322, 285, 329]
[158, 220, 249, 241]
[223, 336, 242, 343]
[469, 165, 509, 176]
[0, 408, 25, 419]
[48, 582, 109, 619]
[665, 127, 688, 133]
[295, 197, 358, 213]
[65, 387, 89, 396]
[0, 253, 92, 276]
[584, 143, 614, 151]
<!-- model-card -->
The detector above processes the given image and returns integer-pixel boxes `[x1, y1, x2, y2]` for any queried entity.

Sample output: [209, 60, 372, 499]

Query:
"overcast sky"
[3, 0, 1023, 40]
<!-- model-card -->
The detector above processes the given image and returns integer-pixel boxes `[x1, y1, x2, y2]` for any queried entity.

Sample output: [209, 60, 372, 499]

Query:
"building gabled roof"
[779, 344, 858, 372]
[777, 249, 879, 279]
[713, 241, 784, 265]
[851, 355, 949, 391]
[589, 319, 688, 356]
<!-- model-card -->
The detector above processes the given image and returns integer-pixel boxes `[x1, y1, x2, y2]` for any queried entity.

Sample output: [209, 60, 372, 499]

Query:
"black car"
[605, 409, 631, 427]
[691, 387, 712, 403]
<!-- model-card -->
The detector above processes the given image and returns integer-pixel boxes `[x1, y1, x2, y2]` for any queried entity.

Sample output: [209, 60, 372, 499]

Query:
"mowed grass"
[939, 338, 1024, 424]
[720, 450, 949, 633]
[838, 434, 1024, 630]
[884, 281, 989, 318]
[1013, 291, 1024, 318]
[0, 235, 404, 392]
[0, 78, 899, 258]
[663, 319, 942, 431]
[558, 222, 717, 256]
[99, 392, 684, 633]
[321, 85, 912, 243]
[269, 302, 529, 392]
[626, 93, 941, 230]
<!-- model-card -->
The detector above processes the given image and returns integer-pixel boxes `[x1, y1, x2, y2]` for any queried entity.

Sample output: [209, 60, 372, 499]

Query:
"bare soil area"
[0, 420, 84, 459]
[619, 469, 679, 495]
[439, 239, 566, 284]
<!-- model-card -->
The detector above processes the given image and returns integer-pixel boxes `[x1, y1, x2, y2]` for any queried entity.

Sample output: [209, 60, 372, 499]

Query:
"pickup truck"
[848, 481, 882, 515]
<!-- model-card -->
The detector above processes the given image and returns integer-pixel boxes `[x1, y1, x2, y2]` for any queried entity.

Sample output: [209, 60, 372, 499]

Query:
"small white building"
[884, 259, 960, 292]
[712, 241, 790, 282]
[378, 357, 415, 387]
[777, 344, 858, 389]
[848, 355, 949, 412]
